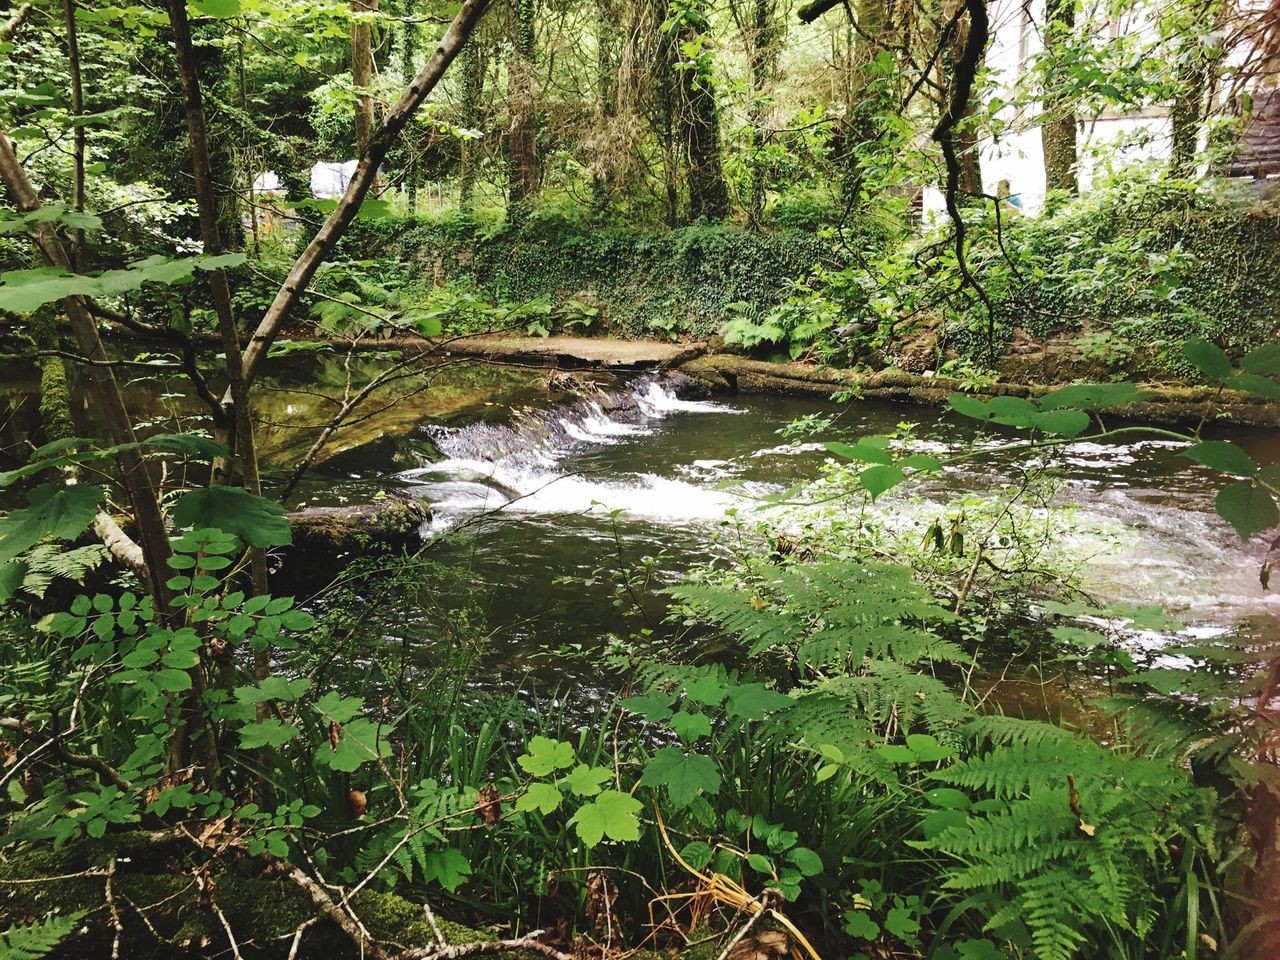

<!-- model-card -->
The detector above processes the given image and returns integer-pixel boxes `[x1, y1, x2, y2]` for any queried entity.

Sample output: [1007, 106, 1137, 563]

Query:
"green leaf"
[192, 0, 241, 16]
[746, 853, 773, 874]
[900, 453, 943, 472]
[1215, 481, 1279, 538]
[684, 673, 726, 706]
[669, 709, 712, 742]
[1226, 373, 1280, 399]
[154, 668, 193, 692]
[517, 736, 576, 777]
[1029, 408, 1090, 437]
[171, 487, 292, 548]
[1039, 382, 1150, 411]
[921, 807, 968, 840]
[239, 719, 299, 748]
[421, 848, 471, 892]
[858, 464, 905, 500]
[826, 440, 892, 466]
[0, 561, 27, 604]
[621, 691, 676, 723]
[0, 484, 105, 563]
[1242, 342, 1280, 375]
[1184, 440, 1257, 476]
[948, 393, 991, 421]
[786, 846, 823, 877]
[561, 763, 612, 797]
[321, 718, 392, 772]
[570, 789, 642, 847]
[314, 691, 363, 723]
[515, 781, 563, 814]
[640, 747, 721, 807]
[679, 840, 714, 871]
[724, 682, 791, 721]
[1183, 338, 1233, 381]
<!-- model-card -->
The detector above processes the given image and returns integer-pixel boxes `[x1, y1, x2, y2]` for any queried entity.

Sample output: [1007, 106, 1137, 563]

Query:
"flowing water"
[301, 371, 1280, 695]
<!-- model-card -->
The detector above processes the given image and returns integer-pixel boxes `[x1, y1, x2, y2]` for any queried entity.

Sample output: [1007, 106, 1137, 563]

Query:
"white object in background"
[310, 160, 358, 198]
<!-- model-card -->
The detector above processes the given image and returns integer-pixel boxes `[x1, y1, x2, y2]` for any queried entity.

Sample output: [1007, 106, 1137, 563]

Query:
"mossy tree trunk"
[1040, 0, 1077, 194]
[458, 35, 483, 211]
[837, 0, 887, 207]
[674, 2, 729, 221]
[506, 0, 539, 220]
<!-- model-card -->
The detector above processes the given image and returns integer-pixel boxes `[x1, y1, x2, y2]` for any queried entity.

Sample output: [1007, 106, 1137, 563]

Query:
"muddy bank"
[677, 354, 1280, 428]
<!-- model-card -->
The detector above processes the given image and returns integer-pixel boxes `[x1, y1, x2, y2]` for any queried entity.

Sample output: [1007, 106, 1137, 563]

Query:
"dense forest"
[1, 0, 1280, 957]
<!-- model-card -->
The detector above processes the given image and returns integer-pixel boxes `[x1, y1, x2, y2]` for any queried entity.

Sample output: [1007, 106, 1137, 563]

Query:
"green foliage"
[339, 216, 829, 339]
[0, 912, 85, 960]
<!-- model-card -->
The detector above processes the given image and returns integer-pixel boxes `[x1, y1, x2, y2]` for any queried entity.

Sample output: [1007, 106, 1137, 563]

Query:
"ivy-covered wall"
[1003, 207, 1280, 354]
[340, 212, 831, 338]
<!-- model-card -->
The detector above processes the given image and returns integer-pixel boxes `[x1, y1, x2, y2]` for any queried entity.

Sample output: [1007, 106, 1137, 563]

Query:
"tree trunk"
[838, 0, 887, 206]
[738, 0, 778, 226]
[459, 38, 482, 211]
[353, 0, 380, 156]
[401, 4, 420, 212]
[675, 7, 729, 221]
[653, 0, 680, 226]
[1040, 0, 1077, 193]
[506, 0, 538, 217]
[942, 3, 983, 199]
[1171, 56, 1207, 178]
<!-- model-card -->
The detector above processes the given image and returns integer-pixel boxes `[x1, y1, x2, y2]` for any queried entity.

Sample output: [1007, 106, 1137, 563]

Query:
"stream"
[296, 371, 1280, 697]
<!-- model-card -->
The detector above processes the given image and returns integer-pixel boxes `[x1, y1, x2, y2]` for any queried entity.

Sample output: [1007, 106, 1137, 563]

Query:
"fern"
[923, 730, 1211, 960]
[669, 559, 960, 673]
[0, 912, 84, 960]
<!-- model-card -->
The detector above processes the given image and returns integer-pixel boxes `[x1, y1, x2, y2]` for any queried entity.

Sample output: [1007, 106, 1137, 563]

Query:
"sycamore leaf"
[724, 682, 791, 720]
[569, 789, 642, 847]
[238, 719, 300, 749]
[669, 709, 712, 742]
[684, 673, 726, 706]
[515, 781, 563, 815]
[621, 691, 675, 723]
[561, 763, 612, 797]
[0, 484, 105, 564]
[517, 736, 575, 777]
[171, 487, 291, 548]
[640, 747, 721, 807]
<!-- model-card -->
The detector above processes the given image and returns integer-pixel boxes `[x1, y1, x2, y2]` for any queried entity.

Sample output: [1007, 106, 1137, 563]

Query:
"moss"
[0, 834, 512, 959]
[681, 354, 1280, 427]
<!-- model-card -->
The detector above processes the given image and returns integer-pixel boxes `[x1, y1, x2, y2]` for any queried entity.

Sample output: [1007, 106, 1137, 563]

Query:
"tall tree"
[671, 0, 729, 220]
[353, 0, 380, 156]
[1040, 0, 1078, 193]
[459, 35, 483, 210]
[506, 0, 539, 215]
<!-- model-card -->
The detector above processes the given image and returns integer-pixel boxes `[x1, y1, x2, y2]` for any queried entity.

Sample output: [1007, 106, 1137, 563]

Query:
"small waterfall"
[400, 374, 745, 527]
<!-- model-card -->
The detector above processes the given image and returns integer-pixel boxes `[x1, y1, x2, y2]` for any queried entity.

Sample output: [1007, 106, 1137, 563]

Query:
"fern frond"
[0, 912, 85, 960]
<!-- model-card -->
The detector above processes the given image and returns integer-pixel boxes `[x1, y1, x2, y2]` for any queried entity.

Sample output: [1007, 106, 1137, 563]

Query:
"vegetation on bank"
[3, 0, 1280, 953]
